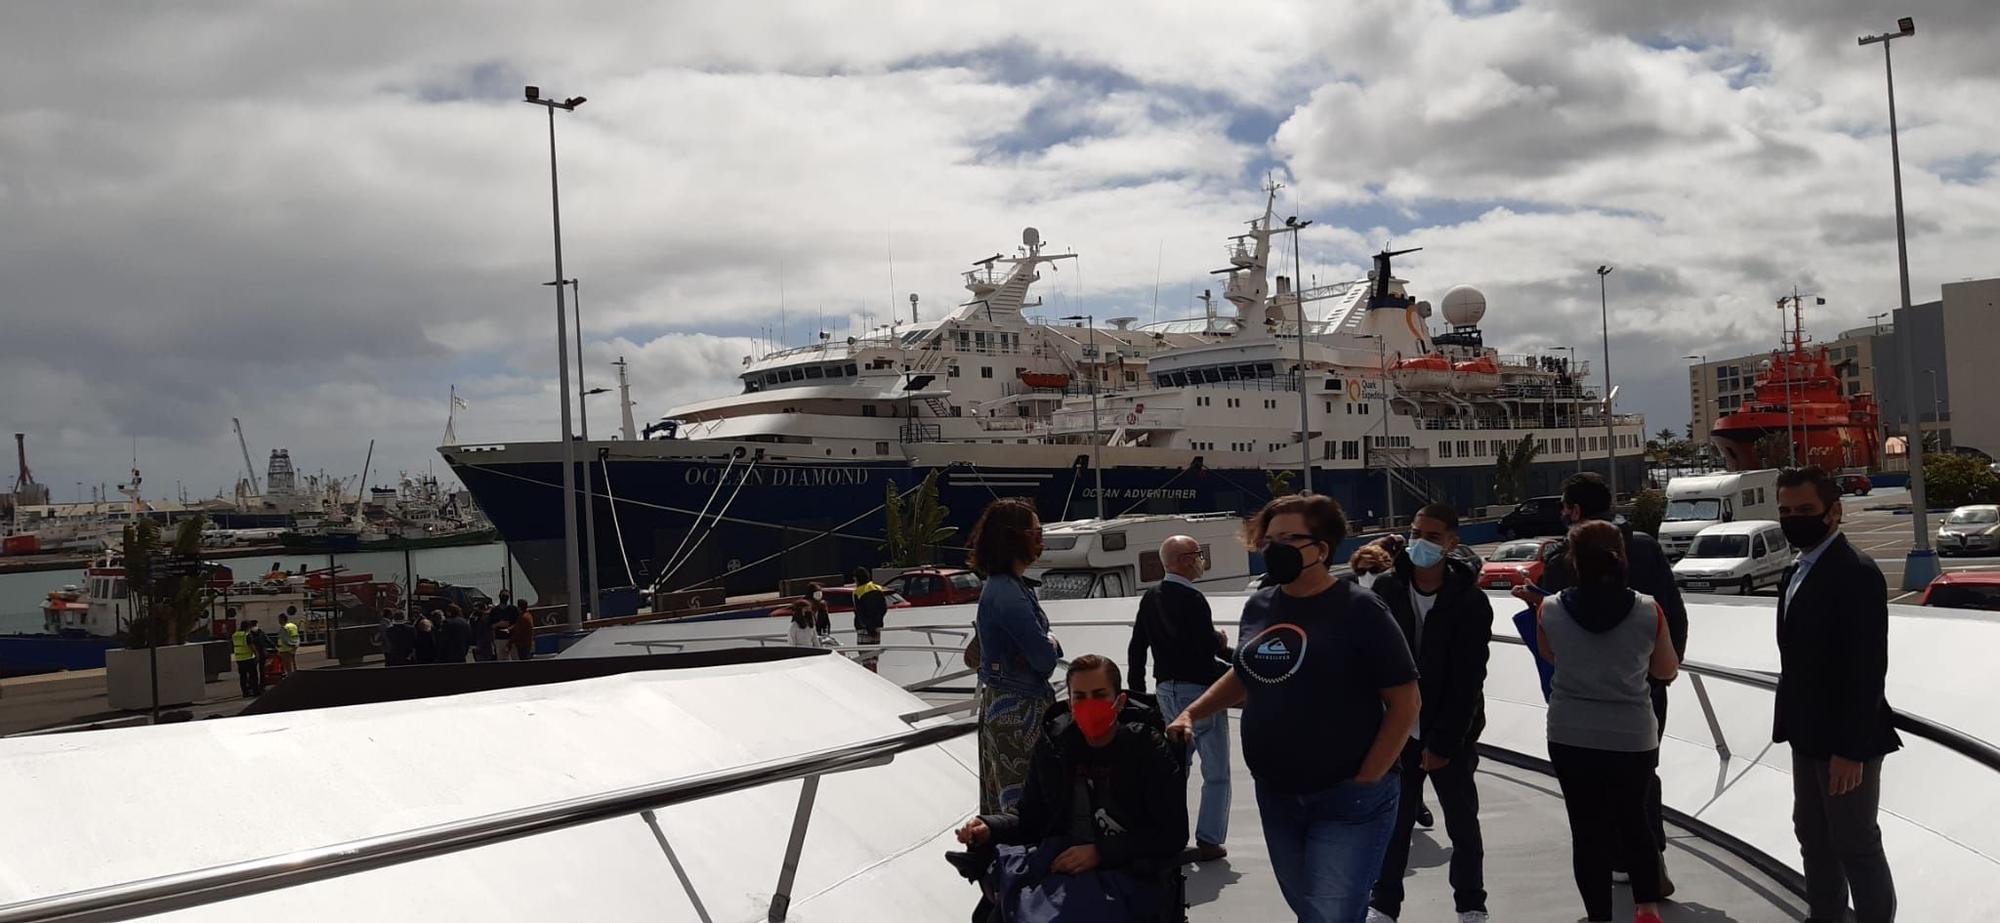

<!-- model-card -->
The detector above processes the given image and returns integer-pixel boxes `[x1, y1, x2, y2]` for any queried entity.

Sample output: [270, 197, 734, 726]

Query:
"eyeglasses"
[1263, 532, 1318, 548]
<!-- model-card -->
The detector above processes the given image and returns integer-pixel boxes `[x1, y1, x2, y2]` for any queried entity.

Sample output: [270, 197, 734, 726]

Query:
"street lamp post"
[1926, 369, 1944, 451]
[1859, 17, 1936, 589]
[570, 278, 602, 613]
[1597, 265, 1617, 498]
[1567, 346, 1583, 474]
[1061, 315, 1105, 518]
[525, 84, 587, 626]
[1285, 216, 1315, 494]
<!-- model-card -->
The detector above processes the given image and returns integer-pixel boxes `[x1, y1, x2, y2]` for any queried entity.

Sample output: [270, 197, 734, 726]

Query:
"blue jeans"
[1157, 679, 1231, 846]
[1256, 775, 1401, 923]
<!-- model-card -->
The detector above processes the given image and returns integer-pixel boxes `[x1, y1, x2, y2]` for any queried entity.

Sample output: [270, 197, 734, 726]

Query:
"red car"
[883, 568, 984, 607]
[1478, 539, 1560, 590]
[1916, 571, 2000, 611]
[815, 585, 912, 614]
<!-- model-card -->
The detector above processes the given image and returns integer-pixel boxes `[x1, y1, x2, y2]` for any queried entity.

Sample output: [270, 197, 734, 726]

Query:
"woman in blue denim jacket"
[968, 497, 1062, 814]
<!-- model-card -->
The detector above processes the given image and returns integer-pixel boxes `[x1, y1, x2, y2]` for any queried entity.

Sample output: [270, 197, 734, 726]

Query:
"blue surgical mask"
[1407, 538, 1446, 569]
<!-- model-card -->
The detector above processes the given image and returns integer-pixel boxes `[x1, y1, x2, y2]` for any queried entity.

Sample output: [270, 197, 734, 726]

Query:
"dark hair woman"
[783, 600, 820, 648]
[1169, 494, 1420, 920]
[967, 497, 1060, 814]
[1535, 520, 1680, 923]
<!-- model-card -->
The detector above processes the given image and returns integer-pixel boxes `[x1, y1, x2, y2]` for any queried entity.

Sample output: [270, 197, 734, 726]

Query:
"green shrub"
[1923, 454, 2000, 508]
[1629, 488, 1667, 537]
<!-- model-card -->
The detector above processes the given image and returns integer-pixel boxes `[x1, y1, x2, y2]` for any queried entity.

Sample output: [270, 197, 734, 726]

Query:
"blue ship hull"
[447, 448, 1643, 603]
[0, 635, 122, 677]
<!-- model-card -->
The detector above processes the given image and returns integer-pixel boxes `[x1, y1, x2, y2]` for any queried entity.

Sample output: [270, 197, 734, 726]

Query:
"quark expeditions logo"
[1238, 623, 1307, 684]
[682, 466, 871, 488]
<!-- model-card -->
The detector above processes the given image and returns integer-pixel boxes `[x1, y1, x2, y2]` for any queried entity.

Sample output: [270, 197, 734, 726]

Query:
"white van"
[1658, 469, 1780, 560]
[1671, 521, 1795, 595]
[1027, 512, 1249, 600]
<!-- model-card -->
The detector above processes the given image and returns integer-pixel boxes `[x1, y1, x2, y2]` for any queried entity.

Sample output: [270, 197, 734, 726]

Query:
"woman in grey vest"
[1536, 520, 1680, 923]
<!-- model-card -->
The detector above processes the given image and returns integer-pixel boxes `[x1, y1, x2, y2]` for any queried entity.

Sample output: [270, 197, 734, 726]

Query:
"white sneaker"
[1458, 913, 1490, 923]
[1364, 910, 1396, 923]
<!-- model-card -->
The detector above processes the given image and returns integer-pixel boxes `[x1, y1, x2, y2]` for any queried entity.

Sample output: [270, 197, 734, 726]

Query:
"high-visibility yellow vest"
[279, 621, 300, 651]
[231, 630, 255, 662]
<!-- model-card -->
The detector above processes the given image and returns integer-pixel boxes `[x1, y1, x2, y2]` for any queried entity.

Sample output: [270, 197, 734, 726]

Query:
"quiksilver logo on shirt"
[1240, 623, 1307, 684]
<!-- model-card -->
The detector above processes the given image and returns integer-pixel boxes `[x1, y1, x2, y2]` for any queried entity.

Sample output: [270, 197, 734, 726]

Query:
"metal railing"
[0, 717, 977, 923]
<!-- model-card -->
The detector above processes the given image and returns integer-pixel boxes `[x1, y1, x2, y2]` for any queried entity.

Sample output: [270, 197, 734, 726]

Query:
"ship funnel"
[1108, 317, 1136, 331]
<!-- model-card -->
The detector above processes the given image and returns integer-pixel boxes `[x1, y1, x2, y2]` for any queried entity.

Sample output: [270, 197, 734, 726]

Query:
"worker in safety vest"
[277, 606, 302, 677]
[232, 624, 263, 698]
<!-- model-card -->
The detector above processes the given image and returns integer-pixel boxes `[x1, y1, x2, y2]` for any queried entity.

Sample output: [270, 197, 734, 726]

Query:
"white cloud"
[2, 0, 1997, 495]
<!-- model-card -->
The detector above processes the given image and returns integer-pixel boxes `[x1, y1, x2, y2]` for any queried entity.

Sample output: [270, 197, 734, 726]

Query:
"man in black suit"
[1519, 470, 1686, 891]
[1774, 465, 1899, 923]
[1368, 503, 1493, 923]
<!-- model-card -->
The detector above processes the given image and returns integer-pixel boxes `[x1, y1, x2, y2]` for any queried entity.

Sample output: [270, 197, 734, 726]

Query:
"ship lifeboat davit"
[1450, 357, 1501, 392]
[1017, 371, 1072, 390]
[1389, 355, 1453, 391]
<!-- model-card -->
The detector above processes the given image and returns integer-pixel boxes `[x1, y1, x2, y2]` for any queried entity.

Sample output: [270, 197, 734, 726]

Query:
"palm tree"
[1265, 469, 1296, 498]
[881, 471, 957, 567]
[1493, 434, 1541, 504]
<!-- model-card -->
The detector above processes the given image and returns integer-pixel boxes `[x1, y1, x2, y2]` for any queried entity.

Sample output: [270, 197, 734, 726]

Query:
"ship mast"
[614, 357, 638, 441]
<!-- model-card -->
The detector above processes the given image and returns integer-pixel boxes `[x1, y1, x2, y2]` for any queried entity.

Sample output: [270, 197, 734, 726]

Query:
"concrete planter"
[105, 644, 208, 711]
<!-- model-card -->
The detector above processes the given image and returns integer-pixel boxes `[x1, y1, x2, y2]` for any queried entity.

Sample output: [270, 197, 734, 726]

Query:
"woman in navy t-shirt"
[1168, 495, 1420, 923]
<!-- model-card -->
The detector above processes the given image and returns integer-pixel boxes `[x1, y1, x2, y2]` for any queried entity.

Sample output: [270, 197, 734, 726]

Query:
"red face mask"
[1072, 697, 1120, 740]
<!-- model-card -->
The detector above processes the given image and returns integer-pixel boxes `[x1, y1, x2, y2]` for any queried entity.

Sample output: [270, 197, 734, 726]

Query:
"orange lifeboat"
[1389, 354, 1453, 391]
[1017, 371, 1072, 390]
[1451, 356, 1501, 392]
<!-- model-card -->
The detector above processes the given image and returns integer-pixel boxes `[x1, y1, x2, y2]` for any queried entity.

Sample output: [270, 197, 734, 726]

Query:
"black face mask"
[1780, 514, 1833, 550]
[1263, 541, 1318, 585]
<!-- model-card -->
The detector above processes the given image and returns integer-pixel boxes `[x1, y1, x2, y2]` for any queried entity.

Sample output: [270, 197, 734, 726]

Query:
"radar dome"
[1440, 286, 1487, 327]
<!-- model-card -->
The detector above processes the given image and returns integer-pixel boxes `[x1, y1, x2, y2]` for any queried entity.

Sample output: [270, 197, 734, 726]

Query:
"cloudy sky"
[4, 0, 1996, 502]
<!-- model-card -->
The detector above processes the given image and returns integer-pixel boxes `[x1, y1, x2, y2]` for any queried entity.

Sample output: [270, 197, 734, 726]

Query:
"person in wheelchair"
[954, 654, 1190, 922]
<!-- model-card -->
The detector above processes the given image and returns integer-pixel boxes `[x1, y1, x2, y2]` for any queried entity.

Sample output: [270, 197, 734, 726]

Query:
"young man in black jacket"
[956, 654, 1188, 920]
[1128, 534, 1233, 861]
[1367, 504, 1493, 923]
[1773, 466, 1899, 922]
[1520, 471, 1687, 891]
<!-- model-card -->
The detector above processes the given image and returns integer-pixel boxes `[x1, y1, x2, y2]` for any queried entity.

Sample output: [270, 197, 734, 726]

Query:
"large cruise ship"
[444, 187, 1647, 601]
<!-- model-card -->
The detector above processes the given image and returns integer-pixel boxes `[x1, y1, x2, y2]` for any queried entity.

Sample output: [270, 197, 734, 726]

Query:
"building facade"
[1874, 300, 1951, 449]
[1940, 278, 2000, 455]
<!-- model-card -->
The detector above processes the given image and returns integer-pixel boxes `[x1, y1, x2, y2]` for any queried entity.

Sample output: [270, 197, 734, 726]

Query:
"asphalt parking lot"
[1460, 486, 2000, 605]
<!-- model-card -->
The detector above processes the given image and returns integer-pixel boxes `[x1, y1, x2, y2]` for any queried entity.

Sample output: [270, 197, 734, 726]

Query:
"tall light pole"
[1061, 314, 1105, 518]
[1567, 346, 1583, 473]
[1597, 265, 1617, 498]
[526, 84, 586, 626]
[1859, 16, 1935, 589]
[1926, 369, 1944, 451]
[1285, 216, 1315, 494]
[1358, 333, 1393, 525]
[570, 278, 603, 610]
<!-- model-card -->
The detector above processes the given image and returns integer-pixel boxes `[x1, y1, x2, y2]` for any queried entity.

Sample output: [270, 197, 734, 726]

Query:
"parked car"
[1837, 474, 1873, 496]
[815, 585, 911, 614]
[1937, 505, 2000, 556]
[1917, 571, 2000, 611]
[1478, 539, 1559, 590]
[1670, 521, 1794, 595]
[1497, 496, 1567, 540]
[882, 568, 983, 607]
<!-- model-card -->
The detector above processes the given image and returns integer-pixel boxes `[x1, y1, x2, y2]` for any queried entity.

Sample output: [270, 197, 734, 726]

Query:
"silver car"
[1938, 505, 2000, 556]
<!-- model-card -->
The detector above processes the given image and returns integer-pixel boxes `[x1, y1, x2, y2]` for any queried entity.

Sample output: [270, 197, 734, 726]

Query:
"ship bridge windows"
[804, 366, 824, 380]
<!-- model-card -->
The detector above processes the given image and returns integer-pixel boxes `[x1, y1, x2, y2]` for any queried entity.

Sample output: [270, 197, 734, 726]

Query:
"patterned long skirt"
[978, 685, 1053, 814]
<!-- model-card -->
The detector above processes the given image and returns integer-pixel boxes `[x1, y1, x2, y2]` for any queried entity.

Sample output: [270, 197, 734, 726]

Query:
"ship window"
[974, 331, 987, 349]
[846, 364, 858, 376]
[1848, 381, 1860, 395]
[1327, 378, 1342, 391]
[862, 405, 878, 417]
[1360, 403, 1370, 414]
[949, 365, 960, 377]
[981, 367, 993, 379]
[804, 366, 824, 379]
[1440, 442, 1452, 458]
[1256, 363, 1275, 378]
[1325, 401, 1333, 413]
[952, 406, 963, 417]
[765, 373, 779, 385]
[1220, 365, 1240, 381]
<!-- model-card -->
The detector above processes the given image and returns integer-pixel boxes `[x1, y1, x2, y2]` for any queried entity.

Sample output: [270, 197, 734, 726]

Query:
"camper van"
[1025, 512, 1249, 600]
[1658, 469, 1780, 560]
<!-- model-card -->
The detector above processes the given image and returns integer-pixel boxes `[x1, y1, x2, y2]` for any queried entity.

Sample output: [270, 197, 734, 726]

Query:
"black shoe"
[1416, 805, 1434, 828]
